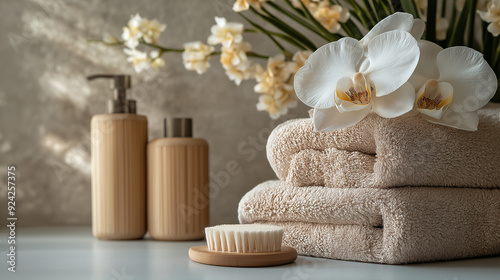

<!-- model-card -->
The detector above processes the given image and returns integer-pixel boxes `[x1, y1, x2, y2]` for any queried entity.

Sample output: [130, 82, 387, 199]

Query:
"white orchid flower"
[294, 30, 420, 131]
[360, 12, 425, 46]
[409, 41, 497, 131]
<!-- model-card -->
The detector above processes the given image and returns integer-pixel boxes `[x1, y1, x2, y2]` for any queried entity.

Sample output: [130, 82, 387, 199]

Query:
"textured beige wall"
[0, 0, 308, 226]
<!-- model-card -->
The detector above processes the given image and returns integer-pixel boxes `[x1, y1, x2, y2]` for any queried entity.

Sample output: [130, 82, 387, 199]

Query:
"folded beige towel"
[238, 180, 500, 264]
[267, 104, 500, 189]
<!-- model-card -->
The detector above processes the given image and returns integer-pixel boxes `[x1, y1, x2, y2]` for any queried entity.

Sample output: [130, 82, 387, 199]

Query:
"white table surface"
[1, 226, 499, 280]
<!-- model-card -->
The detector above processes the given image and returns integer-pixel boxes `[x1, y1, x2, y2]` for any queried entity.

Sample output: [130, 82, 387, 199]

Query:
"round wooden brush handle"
[189, 245, 298, 267]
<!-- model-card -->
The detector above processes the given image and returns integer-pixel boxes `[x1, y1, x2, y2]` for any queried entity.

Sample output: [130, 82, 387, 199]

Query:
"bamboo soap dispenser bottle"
[148, 118, 209, 240]
[88, 74, 147, 240]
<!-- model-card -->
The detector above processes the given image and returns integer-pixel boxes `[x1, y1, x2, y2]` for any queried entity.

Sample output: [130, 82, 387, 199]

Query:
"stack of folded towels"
[238, 103, 500, 264]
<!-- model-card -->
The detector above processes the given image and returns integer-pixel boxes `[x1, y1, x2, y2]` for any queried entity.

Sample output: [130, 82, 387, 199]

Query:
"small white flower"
[253, 54, 299, 119]
[310, 1, 349, 33]
[291, 50, 312, 72]
[256, 89, 298, 120]
[207, 17, 244, 48]
[232, 0, 267, 12]
[220, 42, 254, 85]
[410, 41, 497, 131]
[414, 0, 428, 14]
[122, 14, 144, 49]
[224, 61, 255, 86]
[141, 19, 166, 45]
[182, 41, 214, 74]
[121, 14, 166, 49]
[294, 29, 420, 131]
[150, 50, 165, 70]
[254, 54, 296, 94]
[478, 0, 500, 36]
[123, 48, 151, 73]
[220, 42, 251, 68]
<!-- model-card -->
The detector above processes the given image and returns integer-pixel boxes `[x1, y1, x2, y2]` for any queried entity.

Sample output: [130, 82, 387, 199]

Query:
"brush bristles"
[205, 224, 284, 253]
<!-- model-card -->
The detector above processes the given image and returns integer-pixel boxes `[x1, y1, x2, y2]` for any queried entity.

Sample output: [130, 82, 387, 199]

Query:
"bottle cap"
[87, 74, 135, 114]
[164, 118, 192, 138]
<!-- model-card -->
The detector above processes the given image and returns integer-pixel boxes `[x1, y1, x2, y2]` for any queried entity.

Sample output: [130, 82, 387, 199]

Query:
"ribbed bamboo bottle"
[91, 114, 147, 239]
[88, 74, 147, 240]
[148, 118, 209, 240]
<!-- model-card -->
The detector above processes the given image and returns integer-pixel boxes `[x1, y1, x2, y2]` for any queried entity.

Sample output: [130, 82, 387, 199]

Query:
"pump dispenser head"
[87, 74, 136, 114]
[164, 118, 192, 137]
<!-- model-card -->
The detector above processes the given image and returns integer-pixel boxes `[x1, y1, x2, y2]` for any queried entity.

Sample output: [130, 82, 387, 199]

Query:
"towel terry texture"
[238, 180, 500, 264]
[267, 104, 500, 189]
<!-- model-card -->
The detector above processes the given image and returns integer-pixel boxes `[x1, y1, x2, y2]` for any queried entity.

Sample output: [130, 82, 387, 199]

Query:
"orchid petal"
[409, 40, 442, 90]
[372, 82, 415, 118]
[364, 30, 420, 97]
[360, 12, 414, 45]
[313, 105, 371, 131]
[437, 47, 497, 113]
[423, 110, 479, 131]
[410, 18, 425, 39]
[294, 38, 363, 109]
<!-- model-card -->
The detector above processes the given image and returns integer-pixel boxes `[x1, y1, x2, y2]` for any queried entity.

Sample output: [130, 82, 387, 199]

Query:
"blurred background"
[0, 0, 308, 227]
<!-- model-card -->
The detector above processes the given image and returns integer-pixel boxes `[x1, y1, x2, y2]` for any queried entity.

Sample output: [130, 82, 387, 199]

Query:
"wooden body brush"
[189, 224, 297, 267]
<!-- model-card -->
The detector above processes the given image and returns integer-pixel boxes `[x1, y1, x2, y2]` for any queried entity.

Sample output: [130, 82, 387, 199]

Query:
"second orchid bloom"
[294, 13, 497, 131]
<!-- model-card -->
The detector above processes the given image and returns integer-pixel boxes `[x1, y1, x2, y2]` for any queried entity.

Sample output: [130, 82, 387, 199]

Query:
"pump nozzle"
[87, 74, 136, 114]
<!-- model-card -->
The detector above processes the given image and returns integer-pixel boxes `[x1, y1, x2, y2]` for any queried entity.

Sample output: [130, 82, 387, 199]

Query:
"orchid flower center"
[416, 79, 454, 119]
[335, 73, 373, 111]
[416, 80, 453, 110]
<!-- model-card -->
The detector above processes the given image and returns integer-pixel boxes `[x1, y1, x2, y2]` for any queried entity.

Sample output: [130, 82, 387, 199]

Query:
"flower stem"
[86, 39, 124, 46]
[247, 52, 270, 59]
[141, 41, 184, 53]
[210, 50, 269, 60]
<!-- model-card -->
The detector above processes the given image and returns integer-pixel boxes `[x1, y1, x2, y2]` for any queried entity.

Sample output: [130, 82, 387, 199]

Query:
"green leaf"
[378, 0, 394, 16]
[244, 28, 309, 50]
[426, 0, 437, 42]
[441, 0, 447, 17]
[369, 0, 387, 22]
[399, 0, 420, 18]
[362, 0, 378, 23]
[267, 1, 333, 41]
[342, 0, 373, 29]
[250, 6, 318, 50]
[448, 0, 471, 46]
[342, 19, 364, 39]
[483, 22, 494, 63]
[467, 0, 478, 47]
[239, 13, 287, 52]
[297, 1, 342, 41]
[445, 0, 458, 45]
